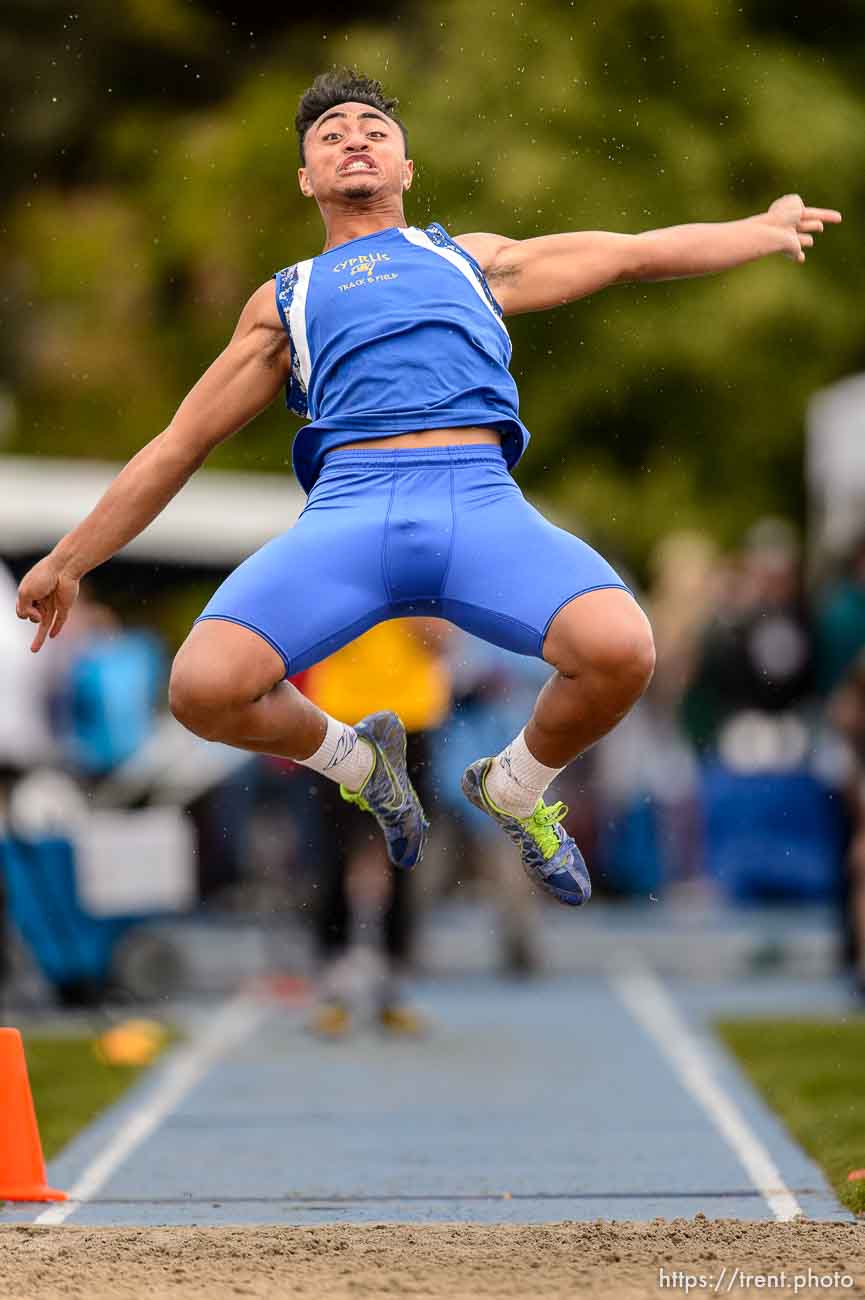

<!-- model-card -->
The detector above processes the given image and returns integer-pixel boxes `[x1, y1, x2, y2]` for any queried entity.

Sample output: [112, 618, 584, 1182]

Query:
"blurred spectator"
[0, 561, 56, 782]
[45, 584, 165, 781]
[591, 700, 702, 899]
[300, 617, 453, 1035]
[682, 519, 815, 757]
[680, 520, 844, 903]
[648, 531, 723, 705]
[828, 649, 865, 995]
[815, 531, 865, 695]
[187, 756, 259, 904]
[0, 561, 58, 998]
[253, 765, 327, 923]
[431, 631, 550, 971]
[588, 533, 720, 899]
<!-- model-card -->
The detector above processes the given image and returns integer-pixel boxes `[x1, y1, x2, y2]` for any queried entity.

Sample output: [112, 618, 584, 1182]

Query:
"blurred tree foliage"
[2, 0, 864, 572]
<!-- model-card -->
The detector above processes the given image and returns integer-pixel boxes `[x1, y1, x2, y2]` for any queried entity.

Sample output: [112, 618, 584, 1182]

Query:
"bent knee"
[593, 623, 655, 700]
[169, 660, 248, 739]
[559, 603, 656, 701]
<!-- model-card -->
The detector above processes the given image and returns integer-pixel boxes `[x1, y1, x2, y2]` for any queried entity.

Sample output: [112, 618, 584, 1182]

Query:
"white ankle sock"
[300, 714, 374, 791]
[484, 728, 563, 817]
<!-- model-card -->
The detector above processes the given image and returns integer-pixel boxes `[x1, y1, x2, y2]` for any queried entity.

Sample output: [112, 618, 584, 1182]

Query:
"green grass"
[717, 1019, 865, 1216]
[23, 1036, 156, 1160]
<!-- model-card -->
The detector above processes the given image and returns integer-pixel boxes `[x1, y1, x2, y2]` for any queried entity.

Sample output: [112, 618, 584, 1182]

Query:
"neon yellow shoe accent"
[480, 769, 568, 862]
[522, 800, 570, 860]
[340, 785, 372, 813]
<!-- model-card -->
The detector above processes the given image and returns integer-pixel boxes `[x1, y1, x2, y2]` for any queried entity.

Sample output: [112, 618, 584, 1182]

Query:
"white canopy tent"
[806, 372, 865, 566]
[0, 455, 308, 807]
[0, 455, 305, 564]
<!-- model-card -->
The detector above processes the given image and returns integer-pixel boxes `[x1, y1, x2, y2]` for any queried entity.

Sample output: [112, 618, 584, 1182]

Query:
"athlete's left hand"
[760, 194, 842, 263]
[16, 554, 80, 652]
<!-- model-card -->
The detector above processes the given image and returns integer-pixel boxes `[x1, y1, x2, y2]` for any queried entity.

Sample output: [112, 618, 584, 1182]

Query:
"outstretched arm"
[16, 279, 291, 650]
[457, 195, 842, 316]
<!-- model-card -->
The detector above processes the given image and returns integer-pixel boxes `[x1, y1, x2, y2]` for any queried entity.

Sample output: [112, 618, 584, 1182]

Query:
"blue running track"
[1, 973, 850, 1228]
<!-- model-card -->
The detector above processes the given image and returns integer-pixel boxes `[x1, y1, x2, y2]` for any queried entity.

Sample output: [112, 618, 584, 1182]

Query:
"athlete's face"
[298, 101, 413, 205]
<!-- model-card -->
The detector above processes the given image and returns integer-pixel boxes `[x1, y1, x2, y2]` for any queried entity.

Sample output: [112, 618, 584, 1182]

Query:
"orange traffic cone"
[0, 1028, 66, 1202]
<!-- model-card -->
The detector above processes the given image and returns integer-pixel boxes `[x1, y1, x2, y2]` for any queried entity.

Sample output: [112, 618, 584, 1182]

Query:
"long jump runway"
[3, 971, 850, 1228]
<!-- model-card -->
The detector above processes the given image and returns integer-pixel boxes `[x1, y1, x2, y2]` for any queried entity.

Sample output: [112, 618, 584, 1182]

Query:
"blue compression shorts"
[196, 444, 630, 675]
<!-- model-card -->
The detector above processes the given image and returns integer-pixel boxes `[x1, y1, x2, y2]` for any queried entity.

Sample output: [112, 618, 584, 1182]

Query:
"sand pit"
[1, 1218, 864, 1299]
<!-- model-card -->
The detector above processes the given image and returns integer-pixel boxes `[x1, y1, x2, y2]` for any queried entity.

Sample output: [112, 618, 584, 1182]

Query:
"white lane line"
[35, 991, 271, 1226]
[611, 965, 802, 1222]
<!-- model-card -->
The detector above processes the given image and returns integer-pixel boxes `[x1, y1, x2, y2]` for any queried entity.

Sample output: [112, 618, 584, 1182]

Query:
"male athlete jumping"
[16, 69, 841, 906]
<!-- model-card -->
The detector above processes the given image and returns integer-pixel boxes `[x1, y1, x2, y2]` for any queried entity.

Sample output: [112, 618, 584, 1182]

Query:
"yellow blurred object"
[305, 619, 451, 733]
[378, 1004, 430, 1037]
[93, 1019, 167, 1067]
[307, 1003, 353, 1039]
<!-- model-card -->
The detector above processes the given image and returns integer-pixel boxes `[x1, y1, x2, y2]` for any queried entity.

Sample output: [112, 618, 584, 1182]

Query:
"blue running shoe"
[339, 711, 429, 870]
[461, 758, 591, 906]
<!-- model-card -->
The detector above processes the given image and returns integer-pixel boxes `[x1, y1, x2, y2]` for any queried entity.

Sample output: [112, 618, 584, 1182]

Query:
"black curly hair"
[295, 67, 408, 164]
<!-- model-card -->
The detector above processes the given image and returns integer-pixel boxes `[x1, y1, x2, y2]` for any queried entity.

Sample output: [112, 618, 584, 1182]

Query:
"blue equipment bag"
[597, 795, 664, 897]
[701, 763, 845, 902]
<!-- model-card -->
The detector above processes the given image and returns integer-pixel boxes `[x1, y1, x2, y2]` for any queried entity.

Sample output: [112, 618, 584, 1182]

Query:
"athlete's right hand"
[761, 194, 842, 263]
[16, 556, 80, 652]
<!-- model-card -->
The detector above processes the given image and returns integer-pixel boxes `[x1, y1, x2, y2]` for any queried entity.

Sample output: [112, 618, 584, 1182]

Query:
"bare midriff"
[325, 426, 503, 456]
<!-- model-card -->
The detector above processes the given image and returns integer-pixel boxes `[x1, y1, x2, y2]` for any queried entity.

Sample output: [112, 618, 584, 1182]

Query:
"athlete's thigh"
[443, 469, 630, 658]
[195, 497, 391, 676]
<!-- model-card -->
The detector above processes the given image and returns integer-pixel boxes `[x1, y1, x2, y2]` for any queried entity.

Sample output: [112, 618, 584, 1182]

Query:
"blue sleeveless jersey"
[273, 223, 531, 493]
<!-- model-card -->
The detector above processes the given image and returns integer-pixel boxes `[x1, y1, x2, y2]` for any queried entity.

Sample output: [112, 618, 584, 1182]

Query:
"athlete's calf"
[480, 587, 655, 822]
[169, 619, 428, 869]
[532, 586, 656, 764]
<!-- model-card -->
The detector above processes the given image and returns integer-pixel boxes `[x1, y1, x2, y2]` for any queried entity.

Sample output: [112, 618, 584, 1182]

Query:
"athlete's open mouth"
[338, 156, 378, 176]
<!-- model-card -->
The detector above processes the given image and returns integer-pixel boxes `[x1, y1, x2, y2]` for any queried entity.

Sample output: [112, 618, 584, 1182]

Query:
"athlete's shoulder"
[451, 231, 518, 273]
[243, 278, 285, 330]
